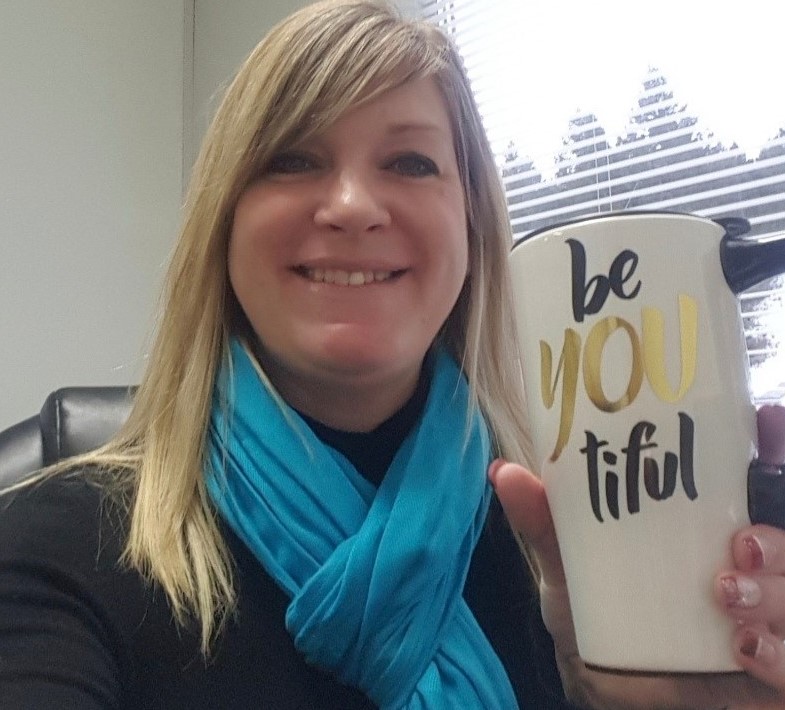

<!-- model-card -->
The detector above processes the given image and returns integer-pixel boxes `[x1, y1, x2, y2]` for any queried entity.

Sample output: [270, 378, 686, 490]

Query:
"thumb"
[489, 459, 566, 587]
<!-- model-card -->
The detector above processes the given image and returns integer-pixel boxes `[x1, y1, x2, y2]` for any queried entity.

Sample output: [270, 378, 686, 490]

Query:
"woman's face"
[228, 77, 468, 427]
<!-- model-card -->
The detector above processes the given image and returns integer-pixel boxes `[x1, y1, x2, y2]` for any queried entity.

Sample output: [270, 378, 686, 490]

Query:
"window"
[421, 0, 785, 401]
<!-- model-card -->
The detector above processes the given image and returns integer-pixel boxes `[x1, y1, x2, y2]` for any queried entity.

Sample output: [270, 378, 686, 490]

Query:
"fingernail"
[740, 630, 777, 665]
[744, 535, 766, 570]
[721, 575, 761, 608]
[487, 458, 503, 485]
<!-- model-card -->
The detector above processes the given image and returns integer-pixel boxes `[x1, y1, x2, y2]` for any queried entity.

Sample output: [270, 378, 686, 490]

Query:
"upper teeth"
[304, 268, 393, 286]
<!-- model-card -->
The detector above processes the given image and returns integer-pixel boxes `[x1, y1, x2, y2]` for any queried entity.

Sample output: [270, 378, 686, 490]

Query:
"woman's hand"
[714, 405, 785, 695]
[490, 404, 785, 710]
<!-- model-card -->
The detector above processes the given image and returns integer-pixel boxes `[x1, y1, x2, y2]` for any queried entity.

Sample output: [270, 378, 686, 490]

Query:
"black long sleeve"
[0, 474, 575, 709]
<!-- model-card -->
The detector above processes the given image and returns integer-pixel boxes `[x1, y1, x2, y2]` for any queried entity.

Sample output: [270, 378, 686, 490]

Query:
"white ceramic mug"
[509, 211, 785, 672]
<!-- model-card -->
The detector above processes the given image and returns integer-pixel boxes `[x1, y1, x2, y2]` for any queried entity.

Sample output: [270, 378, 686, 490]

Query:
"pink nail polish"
[740, 630, 760, 659]
[744, 535, 765, 570]
[721, 576, 740, 606]
[740, 630, 777, 665]
[721, 575, 761, 608]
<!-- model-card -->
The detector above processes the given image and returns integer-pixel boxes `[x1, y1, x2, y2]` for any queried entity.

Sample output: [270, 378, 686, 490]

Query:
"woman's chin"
[312, 346, 407, 380]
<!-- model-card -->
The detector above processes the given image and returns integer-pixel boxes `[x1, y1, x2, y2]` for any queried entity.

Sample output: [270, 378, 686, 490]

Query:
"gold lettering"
[583, 317, 643, 413]
[540, 329, 581, 461]
[641, 295, 698, 403]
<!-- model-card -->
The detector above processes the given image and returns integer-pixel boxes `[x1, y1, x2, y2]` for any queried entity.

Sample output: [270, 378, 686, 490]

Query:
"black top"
[0, 379, 572, 708]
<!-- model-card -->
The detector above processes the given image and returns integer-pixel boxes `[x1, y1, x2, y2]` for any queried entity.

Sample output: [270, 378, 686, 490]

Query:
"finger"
[731, 526, 785, 575]
[757, 404, 785, 466]
[489, 460, 565, 587]
[715, 571, 785, 633]
[719, 528, 785, 635]
[733, 623, 785, 695]
[723, 526, 785, 636]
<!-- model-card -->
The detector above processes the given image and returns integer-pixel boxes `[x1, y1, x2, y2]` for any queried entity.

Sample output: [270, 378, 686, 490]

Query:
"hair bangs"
[243, 8, 450, 179]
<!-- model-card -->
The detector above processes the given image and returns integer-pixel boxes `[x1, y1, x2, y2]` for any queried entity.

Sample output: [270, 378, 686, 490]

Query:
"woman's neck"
[256, 356, 423, 433]
[300, 363, 433, 486]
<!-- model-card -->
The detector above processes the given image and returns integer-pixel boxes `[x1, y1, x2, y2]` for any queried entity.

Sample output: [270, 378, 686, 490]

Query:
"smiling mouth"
[294, 266, 405, 286]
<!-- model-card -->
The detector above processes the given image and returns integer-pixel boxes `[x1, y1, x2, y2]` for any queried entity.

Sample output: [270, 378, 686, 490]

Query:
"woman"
[1, 1, 784, 708]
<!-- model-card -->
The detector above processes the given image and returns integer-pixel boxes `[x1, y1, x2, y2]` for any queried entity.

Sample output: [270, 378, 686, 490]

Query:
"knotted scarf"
[205, 339, 518, 709]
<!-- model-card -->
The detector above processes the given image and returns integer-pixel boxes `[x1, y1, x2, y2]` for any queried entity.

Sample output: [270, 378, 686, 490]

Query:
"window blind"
[420, 0, 785, 400]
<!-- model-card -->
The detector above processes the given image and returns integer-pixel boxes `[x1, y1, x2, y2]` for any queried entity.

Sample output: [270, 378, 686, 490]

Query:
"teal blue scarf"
[206, 339, 518, 709]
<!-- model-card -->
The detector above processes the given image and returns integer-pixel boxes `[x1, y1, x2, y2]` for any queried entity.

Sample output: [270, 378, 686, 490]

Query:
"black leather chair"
[0, 387, 135, 489]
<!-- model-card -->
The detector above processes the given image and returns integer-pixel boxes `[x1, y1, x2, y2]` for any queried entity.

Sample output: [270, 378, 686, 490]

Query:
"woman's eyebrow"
[385, 122, 446, 136]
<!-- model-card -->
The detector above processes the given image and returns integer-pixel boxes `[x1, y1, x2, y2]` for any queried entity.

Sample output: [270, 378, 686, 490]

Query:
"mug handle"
[714, 216, 751, 239]
[748, 461, 785, 529]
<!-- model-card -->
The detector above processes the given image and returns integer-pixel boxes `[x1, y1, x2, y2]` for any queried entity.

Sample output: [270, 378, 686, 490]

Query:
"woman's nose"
[314, 170, 391, 233]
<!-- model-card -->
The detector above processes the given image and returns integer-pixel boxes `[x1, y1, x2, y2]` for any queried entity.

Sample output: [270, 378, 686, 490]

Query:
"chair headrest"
[40, 386, 135, 463]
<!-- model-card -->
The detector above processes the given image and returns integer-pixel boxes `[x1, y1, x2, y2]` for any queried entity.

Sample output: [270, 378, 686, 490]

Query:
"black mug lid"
[511, 209, 736, 250]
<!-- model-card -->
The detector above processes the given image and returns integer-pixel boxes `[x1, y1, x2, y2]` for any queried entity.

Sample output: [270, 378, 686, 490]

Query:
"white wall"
[0, 2, 185, 429]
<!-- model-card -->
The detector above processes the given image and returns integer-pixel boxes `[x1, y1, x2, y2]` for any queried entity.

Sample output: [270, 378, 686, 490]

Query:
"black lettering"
[580, 431, 607, 522]
[568, 240, 642, 323]
[609, 249, 641, 300]
[606, 470, 620, 520]
[679, 412, 698, 500]
[621, 421, 657, 514]
[567, 238, 610, 323]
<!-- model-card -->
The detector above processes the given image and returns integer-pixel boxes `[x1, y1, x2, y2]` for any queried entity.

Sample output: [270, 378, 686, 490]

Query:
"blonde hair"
[29, 0, 534, 652]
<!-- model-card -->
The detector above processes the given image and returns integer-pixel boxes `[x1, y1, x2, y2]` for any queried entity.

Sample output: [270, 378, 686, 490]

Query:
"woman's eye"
[387, 153, 439, 177]
[265, 151, 317, 174]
